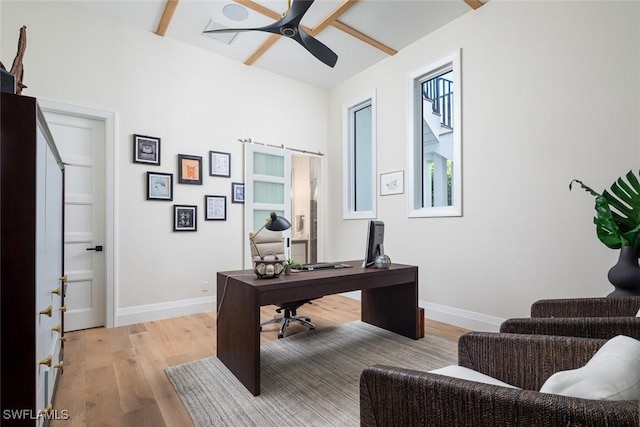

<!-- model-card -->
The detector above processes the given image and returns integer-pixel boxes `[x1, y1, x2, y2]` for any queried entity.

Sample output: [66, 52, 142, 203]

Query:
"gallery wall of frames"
[133, 134, 244, 232]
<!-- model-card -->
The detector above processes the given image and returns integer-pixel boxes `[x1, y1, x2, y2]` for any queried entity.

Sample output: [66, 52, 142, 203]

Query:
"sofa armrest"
[531, 296, 640, 317]
[360, 365, 638, 427]
[457, 332, 605, 390]
[500, 317, 640, 340]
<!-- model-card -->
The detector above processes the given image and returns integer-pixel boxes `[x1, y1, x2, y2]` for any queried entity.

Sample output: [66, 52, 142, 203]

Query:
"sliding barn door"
[244, 144, 292, 268]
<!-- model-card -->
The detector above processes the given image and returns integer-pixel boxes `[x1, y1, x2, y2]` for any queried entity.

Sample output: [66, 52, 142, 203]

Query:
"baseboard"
[339, 292, 503, 332]
[116, 296, 217, 326]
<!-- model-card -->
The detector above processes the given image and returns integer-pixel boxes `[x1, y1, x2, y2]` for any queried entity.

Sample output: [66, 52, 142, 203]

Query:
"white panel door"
[44, 112, 106, 331]
[244, 144, 292, 268]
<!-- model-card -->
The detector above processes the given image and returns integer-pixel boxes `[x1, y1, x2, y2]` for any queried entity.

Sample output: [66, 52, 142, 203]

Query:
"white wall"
[1, 1, 328, 323]
[327, 1, 640, 327]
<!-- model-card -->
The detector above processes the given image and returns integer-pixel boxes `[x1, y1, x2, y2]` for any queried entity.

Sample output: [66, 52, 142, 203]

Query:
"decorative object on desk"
[146, 171, 173, 201]
[571, 171, 640, 296]
[254, 253, 285, 278]
[173, 205, 197, 231]
[284, 258, 297, 276]
[204, 195, 226, 221]
[209, 150, 231, 177]
[134, 134, 161, 165]
[250, 212, 291, 278]
[178, 154, 203, 185]
[374, 254, 391, 269]
[380, 170, 404, 196]
[10, 25, 27, 94]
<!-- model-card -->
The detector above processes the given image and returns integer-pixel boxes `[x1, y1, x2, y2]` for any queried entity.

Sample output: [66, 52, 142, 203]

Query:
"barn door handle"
[86, 245, 103, 252]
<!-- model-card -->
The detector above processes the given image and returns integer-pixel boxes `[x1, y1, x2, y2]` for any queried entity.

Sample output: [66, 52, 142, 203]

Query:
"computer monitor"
[363, 220, 384, 267]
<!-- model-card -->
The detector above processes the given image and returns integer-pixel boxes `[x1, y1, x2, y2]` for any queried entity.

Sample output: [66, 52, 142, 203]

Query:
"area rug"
[165, 321, 457, 427]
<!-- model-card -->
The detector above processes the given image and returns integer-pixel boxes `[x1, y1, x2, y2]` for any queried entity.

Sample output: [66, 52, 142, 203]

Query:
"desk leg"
[216, 274, 261, 395]
[362, 281, 419, 339]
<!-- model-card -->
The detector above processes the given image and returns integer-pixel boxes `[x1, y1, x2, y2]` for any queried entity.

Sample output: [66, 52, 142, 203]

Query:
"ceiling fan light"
[222, 4, 249, 22]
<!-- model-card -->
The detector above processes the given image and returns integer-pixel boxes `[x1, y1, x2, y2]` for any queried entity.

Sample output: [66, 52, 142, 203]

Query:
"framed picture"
[380, 170, 404, 196]
[146, 171, 173, 201]
[178, 154, 203, 185]
[205, 195, 227, 221]
[231, 182, 245, 203]
[209, 151, 231, 178]
[173, 205, 197, 231]
[133, 134, 161, 165]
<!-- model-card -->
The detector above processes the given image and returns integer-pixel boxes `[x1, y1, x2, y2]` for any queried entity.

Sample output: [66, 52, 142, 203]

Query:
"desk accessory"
[250, 212, 291, 279]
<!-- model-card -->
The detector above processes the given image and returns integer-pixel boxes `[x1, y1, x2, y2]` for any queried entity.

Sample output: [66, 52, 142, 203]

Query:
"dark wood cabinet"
[1, 94, 66, 426]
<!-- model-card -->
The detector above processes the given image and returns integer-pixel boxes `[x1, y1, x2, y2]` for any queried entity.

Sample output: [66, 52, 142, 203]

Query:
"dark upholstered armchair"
[360, 332, 639, 427]
[500, 296, 640, 339]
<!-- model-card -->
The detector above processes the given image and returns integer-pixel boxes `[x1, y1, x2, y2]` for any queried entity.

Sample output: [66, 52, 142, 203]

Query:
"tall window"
[343, 91, 376, 219]
[407, 50, 461, 217]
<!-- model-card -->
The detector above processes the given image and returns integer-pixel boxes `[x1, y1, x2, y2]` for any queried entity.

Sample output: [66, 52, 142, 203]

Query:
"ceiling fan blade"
[282, 0, 315, 27]
[295, 27, 338, 68]
[203, 27, 260, 34]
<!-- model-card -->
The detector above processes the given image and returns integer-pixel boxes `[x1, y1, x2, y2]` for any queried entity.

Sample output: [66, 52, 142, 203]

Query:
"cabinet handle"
[39, 355, 52, 367]
[59, 275, 68, 283]
[52, 287, 62, 295]
[59, 335, 67, 342]
[59, 305, 67, 312]
[39, 404, 53, 416]
[39, 306, 53, 317]
[51, 324, 62, 333]
[53, 360, 64, 370]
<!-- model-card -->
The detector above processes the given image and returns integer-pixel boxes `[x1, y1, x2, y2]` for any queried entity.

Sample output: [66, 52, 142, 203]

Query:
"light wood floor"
[52, 295, 468, 427]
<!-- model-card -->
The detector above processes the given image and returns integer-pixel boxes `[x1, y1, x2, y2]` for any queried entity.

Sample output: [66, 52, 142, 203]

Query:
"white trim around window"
[343, 90, 377, 220]
[406, 49, 462, 218]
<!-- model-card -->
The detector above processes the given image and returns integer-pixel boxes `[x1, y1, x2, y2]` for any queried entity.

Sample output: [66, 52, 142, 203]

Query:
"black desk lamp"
[250, 211, 291, 258]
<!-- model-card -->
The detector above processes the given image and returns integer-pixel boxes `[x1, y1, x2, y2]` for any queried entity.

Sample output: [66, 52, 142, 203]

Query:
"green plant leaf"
[571, 171, 640, 249]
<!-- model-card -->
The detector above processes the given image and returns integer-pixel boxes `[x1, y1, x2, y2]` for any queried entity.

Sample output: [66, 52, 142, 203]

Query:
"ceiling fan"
[203, 0, 338, 68]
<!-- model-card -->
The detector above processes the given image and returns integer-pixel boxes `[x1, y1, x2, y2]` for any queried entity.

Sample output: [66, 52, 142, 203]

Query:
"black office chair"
[250, 228, 316, 338]
[260, 300, 316, 338]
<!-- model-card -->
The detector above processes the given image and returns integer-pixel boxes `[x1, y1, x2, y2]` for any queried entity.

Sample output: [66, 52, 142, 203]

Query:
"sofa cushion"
[540, 335, 640, 400]
[429, 365, 520, 389]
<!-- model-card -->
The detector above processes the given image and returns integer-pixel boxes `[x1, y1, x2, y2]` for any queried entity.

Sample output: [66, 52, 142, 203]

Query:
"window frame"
[343, 90, 377, 220]
[407, 50, 462, 218]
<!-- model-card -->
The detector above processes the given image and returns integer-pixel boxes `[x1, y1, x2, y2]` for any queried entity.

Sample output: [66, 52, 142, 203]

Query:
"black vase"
[607, 246, 640, 297]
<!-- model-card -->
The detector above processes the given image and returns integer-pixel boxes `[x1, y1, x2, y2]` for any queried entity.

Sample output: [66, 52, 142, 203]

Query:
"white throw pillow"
[429, 365, 520, 389]
[540, 335, 640, 400]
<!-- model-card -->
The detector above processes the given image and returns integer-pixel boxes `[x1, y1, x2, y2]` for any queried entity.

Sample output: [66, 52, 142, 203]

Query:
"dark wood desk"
[216, 260, 419, 396]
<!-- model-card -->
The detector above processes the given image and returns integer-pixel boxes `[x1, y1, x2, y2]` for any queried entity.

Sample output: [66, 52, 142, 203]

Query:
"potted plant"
[570, 170, 640, 296]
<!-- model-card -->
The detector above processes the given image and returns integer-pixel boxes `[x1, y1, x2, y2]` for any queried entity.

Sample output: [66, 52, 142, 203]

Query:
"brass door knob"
[39, 306, 53, 317]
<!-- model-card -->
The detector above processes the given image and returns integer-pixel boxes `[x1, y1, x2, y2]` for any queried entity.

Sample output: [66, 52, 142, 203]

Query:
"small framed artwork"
[205, 195, 227, 221]
[178, 154, 203, 185]
[133, 134, 161, 165]
[146, 171, 173, 201]
[231, 182, 245, 203]
[209, 151, 231, 178]
[380, 170, 404, 196]
[174, 205, 197, 231]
